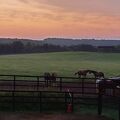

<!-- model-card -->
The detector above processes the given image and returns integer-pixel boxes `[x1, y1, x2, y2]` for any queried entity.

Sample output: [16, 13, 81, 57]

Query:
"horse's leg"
[94, 74, 96, 79]
[83, 73, 86, 78]
[48, 76, 51, 87]
[50, 77, 52, 87]
[44, 77, 48, 87]
[46, 78, 48, 87]
[78, 75, 81, 78]
[51, 76, 54, 86]
[53, 78, 57, 87]
[102, 74, 105, 78]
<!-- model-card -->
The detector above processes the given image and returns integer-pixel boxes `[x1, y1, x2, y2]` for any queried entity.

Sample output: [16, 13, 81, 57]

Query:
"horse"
[88, 70, 104, 79]
[44, 72, 51, 86]
[86, 70, 105, 93]
[44, 72, 57, 86]
[75, 70, 90, 78]
[98, 78, 120, 95]
[50, 72, 57, 83]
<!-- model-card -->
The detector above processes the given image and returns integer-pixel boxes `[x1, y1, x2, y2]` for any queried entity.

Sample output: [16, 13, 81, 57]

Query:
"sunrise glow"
[0, 0, 120, 39]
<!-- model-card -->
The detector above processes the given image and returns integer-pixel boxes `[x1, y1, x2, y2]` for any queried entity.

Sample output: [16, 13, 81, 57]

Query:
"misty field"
[0, 52, 120, 77]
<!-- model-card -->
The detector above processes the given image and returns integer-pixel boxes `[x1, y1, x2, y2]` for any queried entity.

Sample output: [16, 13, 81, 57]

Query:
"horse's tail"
[102, 72, 105, 78]
[98, 72, 104, 78]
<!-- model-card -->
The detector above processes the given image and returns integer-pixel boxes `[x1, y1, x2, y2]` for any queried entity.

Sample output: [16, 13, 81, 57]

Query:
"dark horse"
[88, 70, 104, 79]
[44, 72, 51, 86]
[75, 70, 90, 78]
[44, 72, 57, 86]
[98, 78, 120, 94]
[51, 72, 57, 83]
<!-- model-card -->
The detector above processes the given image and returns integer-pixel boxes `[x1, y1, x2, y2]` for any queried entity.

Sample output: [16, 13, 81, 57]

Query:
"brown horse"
[44, 72, 57, 86]
[75, 70, 90, 78]
[88, 70, 104, 79]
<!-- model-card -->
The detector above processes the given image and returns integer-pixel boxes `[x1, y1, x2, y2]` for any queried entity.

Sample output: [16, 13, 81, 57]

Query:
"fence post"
[82, 78, 84, 96]
[71, 92, 74, 112]
[12, 90, 15, 111]
[39, 91, 42, 112]
[98, 85, 103, 115]
[118, 96, 120, 120]
[60, 78, 62, 91]
[13, 75, 16, 91]
[46, 78, 48, 87]
[37, 77, 39, 91]
[65, 92, 67, 112]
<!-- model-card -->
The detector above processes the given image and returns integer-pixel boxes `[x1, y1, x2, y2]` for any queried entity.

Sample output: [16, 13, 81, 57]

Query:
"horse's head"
[51, 72, 57, 77]
[98, 72, 104, 78]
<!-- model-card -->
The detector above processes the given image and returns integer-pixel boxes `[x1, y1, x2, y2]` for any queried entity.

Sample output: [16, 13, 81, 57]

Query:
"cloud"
[26, 0, 120, 16]
[0, 0, 120, 39]
[2, 0, 120, 22]
[18, 0, 28, 3]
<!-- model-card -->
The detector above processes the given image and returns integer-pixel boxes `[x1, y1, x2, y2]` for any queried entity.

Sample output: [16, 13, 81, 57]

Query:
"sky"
[0, 0, 120, 40]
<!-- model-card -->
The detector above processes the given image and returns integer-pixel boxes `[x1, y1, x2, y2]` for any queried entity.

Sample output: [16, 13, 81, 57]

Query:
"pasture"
[0, 52, 119, 120]
[0, 52, 120, 77]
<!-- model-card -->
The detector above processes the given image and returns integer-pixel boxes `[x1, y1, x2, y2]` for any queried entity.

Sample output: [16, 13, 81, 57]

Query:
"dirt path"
[0, 113, 113, 120]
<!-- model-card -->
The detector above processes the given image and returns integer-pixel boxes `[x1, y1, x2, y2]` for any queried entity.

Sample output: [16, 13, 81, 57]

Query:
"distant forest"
[0, 41, 120, 55]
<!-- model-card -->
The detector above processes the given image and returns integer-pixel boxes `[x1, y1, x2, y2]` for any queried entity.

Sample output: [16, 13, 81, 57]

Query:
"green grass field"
[0, 52, 120, 77]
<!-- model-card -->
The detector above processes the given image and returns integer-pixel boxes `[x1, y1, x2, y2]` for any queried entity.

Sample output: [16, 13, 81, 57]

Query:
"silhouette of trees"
[97, 46, 117, 53]
[12, 41, 24, 53]
[0, 41, 120, 55]
[69, 44, 96, 52]
[0, 41, 67, 54]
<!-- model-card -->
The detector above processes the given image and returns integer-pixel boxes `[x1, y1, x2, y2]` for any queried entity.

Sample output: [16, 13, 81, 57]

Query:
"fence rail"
[0, 74, 119, 96]
[0, 90, 100, 112]
[0, 74, 119, 120]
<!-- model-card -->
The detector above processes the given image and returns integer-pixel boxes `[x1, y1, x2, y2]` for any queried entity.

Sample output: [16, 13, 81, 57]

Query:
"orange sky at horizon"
[0, 0, 120, 40]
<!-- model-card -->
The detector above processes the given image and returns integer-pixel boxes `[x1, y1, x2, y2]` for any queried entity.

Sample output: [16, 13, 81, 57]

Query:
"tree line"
[0, 41, 120, 55]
